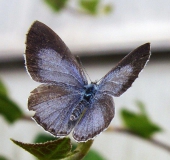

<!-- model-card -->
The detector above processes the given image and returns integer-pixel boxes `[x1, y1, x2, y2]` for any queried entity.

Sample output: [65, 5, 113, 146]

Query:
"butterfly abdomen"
[70, 101, 86, 121]
[70, 83, 97, 121]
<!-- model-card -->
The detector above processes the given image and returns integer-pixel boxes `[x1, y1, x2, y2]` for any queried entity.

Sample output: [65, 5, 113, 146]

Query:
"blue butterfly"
[25, 21, 151, 142]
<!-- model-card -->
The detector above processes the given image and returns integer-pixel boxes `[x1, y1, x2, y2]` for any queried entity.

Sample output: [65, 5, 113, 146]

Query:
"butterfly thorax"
[70, 83, 97, 121]
[83, 83, 97, 102]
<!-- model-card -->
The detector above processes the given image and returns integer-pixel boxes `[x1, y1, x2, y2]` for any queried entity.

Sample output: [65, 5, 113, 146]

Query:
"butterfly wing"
[28, 84, 82, 136]
[25, 21, 87, 88]
[97, 43, 151, 97]
[73, 93, 115, 142]
[73, 43, 150, 141]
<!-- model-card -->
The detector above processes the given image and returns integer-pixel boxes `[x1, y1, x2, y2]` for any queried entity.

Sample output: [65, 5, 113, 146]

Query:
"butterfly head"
[83, 83, 98, 102]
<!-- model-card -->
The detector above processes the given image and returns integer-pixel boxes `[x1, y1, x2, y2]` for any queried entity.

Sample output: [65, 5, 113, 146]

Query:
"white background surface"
[0, 0, 170, 60]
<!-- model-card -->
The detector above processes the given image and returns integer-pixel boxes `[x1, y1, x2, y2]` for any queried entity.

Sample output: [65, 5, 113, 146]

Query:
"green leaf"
[82, 148, 105, 160]
[79, 0, 100, 15]
[33, 134, 102, 160]
[0, 155, 9, 160]
[12, 136, 95, 160]
[120, 101, 162, 138]
[33, 133, 58, 143]
[11, 138, 71, 160]
[43, 0, 68, 12]
[0, 79, 8, 96]
[0, 79, 23, 123]
[102, 4, 113, 14]
[71, 143, 105, 160]
[0, 95, 23, 123]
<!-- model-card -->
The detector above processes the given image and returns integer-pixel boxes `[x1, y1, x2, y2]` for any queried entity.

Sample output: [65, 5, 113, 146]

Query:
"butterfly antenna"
[76, 55, 92, 82]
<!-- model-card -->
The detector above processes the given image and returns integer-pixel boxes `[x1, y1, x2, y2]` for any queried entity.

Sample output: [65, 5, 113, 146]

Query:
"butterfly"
[25, 21, 151, 142]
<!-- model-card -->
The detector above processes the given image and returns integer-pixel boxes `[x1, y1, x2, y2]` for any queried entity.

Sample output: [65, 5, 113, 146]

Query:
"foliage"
[79, 0, 100, 15]
[11, 137, 96, 160]
[120, 101, 162, 138]
[11, 138, 72, 160]
[0, 80, 23, 123]
[33, 133, 105, 160]
[0, 80, 8, 96]
[43, 0, 113, 15]
[0, 156, 9, 160]
[43, 0, 68, 12]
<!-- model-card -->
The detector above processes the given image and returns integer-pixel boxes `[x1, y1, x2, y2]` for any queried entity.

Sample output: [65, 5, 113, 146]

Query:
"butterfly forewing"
[25, 21, 87, 88]
[73, 93, 115, 142]
[28, 84, 82, 136]
[97, 43, 151, 97]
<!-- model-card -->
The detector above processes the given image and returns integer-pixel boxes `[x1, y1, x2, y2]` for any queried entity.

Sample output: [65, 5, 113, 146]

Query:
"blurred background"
[0, 0, 170, 160]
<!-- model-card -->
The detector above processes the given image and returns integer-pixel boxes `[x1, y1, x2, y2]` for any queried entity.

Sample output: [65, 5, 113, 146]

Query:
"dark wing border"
[97, 43, 151, 97]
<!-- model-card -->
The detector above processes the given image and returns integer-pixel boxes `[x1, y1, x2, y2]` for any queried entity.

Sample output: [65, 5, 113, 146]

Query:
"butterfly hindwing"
[97, 43, 151, 97]
[73, 93, 115, 142]
[28, 84, 82, 136]
[25, 21, 87, 88]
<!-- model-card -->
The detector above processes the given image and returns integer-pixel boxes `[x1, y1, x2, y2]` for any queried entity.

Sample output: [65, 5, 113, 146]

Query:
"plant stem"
[63, 140, 94, 160]
[108, 126, 170, 153]
[20, 115, 33, 121]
